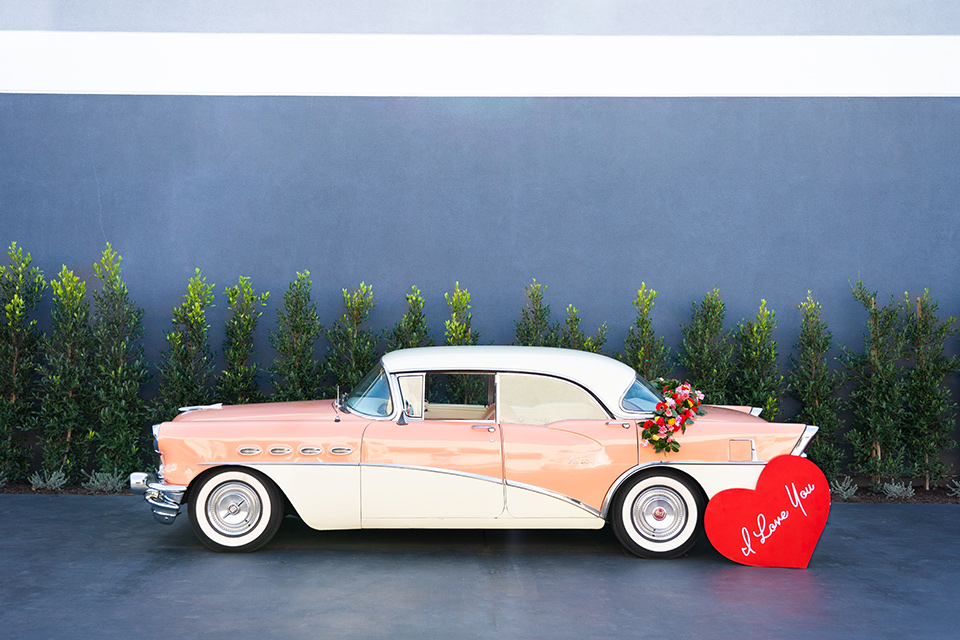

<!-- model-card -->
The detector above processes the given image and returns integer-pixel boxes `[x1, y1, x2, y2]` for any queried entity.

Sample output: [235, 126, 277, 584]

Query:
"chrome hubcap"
[207, 482, 262, 537]
[632, 486, 686, 542]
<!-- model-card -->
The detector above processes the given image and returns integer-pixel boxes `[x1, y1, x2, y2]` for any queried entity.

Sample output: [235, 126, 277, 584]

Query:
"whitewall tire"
[611, 472, 705, 559]
[188, 468, 284, 552]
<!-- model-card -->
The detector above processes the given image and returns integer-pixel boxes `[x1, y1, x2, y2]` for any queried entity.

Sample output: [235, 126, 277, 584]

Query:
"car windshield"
[620, 375, 664, 413]
[344, 365, 393, 417]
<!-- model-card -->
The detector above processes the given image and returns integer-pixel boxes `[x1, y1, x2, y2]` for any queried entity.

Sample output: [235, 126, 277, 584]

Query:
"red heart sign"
[704, 455, 830, 568]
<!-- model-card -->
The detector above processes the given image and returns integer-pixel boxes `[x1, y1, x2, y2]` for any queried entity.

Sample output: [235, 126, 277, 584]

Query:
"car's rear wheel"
[188, 468, 284, 552]
[611, 472, 704, 559]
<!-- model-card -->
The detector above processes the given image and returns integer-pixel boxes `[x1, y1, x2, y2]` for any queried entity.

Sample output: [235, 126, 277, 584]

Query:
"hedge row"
[0, 243, 956, 489]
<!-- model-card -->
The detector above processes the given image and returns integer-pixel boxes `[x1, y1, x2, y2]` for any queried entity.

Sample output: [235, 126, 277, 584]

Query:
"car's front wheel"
[188, 468, 284, 552]
[611, 471, 705, 559]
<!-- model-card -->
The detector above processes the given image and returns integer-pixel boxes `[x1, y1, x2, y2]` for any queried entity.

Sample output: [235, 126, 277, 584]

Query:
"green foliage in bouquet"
[678, 288, 733, 405]
[842, 279, 909, 486]
[218, 276, 269, 405]
[730, 300, 783, 421]
[92, 245, 150, 476]
[0, 243, 46, 481]
[269, 271, 324, 402]
[623, 283, 671, 380]
[903, 290, 957, 489]
[387, 286, 433, 351]
[154, 269, 216, 421]
[326, 282, 381, 392]
[787, 293, 845, 481]
[38, 266, 95, 482]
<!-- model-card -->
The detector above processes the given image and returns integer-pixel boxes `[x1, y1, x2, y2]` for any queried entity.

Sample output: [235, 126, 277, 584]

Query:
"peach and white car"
[131, 346, 818, 557]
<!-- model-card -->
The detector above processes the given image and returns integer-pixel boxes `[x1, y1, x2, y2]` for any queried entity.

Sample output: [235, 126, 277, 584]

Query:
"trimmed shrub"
[730, 300, 783, 420]
[557, 305, 607, 353]
[153, 269, 216, 421]
[515, 279, 558, 347]
[678, 288, 734, 405]
[444, 282, 479, 346]
[387, 286, 433, 351]
[269, 271, 324, 401]
[787, 293, 845, 481]
[622, 283, 671, 380]
[218, 276, 269, 405]
[903, 290, 957, 489]
[38, 266, 95, 482]
[326, 282, 381, 392]
[92, 245, 150, 476]
[842, 279, 909, 486]
[0, 243, 46, 481]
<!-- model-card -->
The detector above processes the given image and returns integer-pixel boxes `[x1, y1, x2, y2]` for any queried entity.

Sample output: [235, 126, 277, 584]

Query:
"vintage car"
[131, 345, 818, 557]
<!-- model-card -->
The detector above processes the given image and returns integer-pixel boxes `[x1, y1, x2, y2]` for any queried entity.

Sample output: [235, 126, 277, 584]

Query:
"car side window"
[498, 373, 609, 425]
[422, 372, 495, 421]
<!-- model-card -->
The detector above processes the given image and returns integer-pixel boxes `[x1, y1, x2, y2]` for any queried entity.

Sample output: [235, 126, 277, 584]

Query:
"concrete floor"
[0, 495, 957, 639]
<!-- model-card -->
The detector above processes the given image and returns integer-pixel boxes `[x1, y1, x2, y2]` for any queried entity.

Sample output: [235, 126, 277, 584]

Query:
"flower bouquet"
[641, 379, 705, 454]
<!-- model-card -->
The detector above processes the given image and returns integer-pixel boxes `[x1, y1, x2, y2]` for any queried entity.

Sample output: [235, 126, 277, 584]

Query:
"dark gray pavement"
[1, 495, 957, 639]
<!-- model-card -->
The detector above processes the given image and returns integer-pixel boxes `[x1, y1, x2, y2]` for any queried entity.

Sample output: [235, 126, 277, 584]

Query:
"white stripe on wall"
[2, 32, 959, 97]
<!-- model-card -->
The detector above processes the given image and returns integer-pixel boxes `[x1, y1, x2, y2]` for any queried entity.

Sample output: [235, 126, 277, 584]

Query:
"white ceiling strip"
[1, 32, 959, 97]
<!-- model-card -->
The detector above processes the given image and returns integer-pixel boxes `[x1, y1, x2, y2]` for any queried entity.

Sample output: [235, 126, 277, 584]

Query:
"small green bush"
[557, 305, 607, 353]
[269, 271, 324, 401]
[678, 288, 733, 405]
[28, 468, 68, 492]
[514, 279, 558, 347]
[82, 469, 128, 493]
[842, 279, 909, 487]
[622, 283, 670, 380]
[730, 300, 783, 421]
[787, 293, 845, 481]
[882, 480, 915, 500]
[38, 266, 95, 483]
[903, 290, 957, 489]
[91, 245, 150, 476]
[829, 476, 858, 501]
[444, 282, 479, 346]
[0, 243, 46, 481]
[218, 276, 269, 405]
[326, 282, 381, 392]
[387, 286, 433, 351]
[153, 269, 216, 421]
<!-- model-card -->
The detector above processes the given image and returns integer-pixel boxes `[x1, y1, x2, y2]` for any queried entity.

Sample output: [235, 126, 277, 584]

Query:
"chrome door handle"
[472, 425, 496, 433]
[606, 421, 631, 429]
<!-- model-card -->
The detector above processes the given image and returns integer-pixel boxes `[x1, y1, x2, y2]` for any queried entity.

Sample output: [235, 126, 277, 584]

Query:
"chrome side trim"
[197, 461, 360, 466]
[330, 446, 354, 456]
[178, 403, 223, 413]
[599, 460, 767, 519]
[363, 463, 504, 486]
[791, 424, 820, 456]
[238, 446, 262, 456]
[268, 445, 293, 456]
[749, 407, 764, 417]
[505, 480, 601, 517]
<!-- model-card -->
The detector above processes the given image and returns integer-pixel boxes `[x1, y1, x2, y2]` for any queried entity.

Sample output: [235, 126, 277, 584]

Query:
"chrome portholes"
[330, 446, 354, 456]
[298, 446, 323, 456]
[238, 446, 262, 456]
[268, 446, 293, 456]
[631, 486, 687, 542]
[206, 481, 263, 537]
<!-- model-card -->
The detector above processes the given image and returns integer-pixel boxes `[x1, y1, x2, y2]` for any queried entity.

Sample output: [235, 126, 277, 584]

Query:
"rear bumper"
[130, 472, 187, 525]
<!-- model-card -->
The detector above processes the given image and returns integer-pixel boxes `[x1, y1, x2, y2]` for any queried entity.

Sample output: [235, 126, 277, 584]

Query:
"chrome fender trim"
[791, 424, 820, 456]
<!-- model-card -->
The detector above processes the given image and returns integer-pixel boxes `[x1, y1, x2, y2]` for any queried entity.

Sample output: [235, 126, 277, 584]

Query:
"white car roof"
[380, 346, 638, 414]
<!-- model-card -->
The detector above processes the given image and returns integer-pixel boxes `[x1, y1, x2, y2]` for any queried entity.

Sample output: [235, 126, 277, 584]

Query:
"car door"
[498, 372, 639, 517]
[361, 371, 505, 522]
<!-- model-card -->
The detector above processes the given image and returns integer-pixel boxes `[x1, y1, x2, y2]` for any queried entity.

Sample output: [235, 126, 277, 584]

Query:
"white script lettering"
[786, 481, 816, 517]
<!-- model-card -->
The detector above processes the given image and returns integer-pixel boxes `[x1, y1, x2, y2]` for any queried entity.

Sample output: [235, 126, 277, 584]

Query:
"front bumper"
[130, 472, 187, 525]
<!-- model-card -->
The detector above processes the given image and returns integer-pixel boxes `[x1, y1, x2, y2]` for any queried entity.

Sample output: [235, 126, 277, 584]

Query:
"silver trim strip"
[505, 480, 601, 517]
[178, 403, 223, 413]
[363, 463, 504, 486]
[791, 424, 820, 456]
[599, 460, 767, 519]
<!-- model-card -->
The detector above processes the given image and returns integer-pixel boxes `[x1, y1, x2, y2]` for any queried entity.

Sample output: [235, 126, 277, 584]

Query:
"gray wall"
[3, 95, 959, 375]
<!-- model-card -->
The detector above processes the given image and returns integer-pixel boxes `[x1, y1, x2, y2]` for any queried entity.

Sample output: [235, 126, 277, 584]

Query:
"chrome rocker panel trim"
[130, 472, 187, 525]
